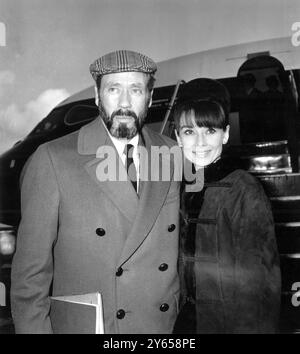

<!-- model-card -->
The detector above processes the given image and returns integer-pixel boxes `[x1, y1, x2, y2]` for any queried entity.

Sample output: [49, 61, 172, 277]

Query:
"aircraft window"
[29, 110, 63, 136]
[34, 121, 58, 134]
[64, 104, 98, 126]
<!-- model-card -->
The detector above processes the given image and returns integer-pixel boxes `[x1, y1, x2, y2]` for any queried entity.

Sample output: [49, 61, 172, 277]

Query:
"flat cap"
[90, 50, 157, 81]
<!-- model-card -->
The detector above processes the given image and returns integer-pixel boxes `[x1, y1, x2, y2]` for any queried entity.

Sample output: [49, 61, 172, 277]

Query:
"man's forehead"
[101, 71, 148, 86]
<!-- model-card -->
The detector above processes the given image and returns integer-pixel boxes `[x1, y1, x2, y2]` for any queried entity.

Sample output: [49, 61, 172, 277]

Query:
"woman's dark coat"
[174, 158, 281, 333]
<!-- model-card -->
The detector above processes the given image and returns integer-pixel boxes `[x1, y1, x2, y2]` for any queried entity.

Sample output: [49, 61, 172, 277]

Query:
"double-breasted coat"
[11, 118, 180, 334]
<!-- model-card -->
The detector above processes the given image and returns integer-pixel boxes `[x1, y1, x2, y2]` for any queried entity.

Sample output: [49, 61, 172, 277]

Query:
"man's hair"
[173, 99, 229, 132]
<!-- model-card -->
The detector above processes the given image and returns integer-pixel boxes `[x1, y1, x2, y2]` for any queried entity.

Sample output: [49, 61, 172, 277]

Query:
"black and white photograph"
[0, 0, 300, 339]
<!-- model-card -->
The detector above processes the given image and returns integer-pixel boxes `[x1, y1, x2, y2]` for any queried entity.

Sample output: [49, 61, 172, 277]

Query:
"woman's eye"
[207, 128, 216, 134]
[182, 129, 195, 135]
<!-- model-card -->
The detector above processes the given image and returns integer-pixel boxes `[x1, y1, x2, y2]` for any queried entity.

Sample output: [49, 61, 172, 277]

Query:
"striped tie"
[124, 144, 137, 192]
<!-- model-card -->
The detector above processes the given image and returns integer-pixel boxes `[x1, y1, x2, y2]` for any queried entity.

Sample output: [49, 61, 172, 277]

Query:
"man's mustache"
[111, 109, 138, 120]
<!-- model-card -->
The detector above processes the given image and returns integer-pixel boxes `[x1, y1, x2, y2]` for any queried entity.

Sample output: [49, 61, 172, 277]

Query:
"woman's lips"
[193, 150, 211, 157]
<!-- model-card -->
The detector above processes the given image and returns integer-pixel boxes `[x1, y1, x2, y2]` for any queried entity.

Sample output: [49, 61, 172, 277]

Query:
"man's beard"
[98, 102, 148, 139]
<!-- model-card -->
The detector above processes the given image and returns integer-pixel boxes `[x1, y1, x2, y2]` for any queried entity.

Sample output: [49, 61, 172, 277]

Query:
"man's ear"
[223, 125, 230, 144]
[148, 90, 153, 108]
[94, 85, 99, 106]
[174, 129, 182, 147]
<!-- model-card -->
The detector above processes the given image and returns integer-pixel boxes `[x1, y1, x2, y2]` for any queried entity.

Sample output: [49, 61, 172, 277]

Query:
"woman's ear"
[174, 129, 182, 147]
[223, 125, 230, 144]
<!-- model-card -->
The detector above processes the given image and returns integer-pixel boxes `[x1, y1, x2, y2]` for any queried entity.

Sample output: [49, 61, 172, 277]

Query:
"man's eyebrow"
[104, 81, 121, 86]
[130, 82, 144, 86]
[104, 81, 145, 87]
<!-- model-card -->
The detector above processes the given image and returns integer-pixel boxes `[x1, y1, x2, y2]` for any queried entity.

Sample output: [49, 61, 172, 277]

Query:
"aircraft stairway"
[260, 174, 300, 333]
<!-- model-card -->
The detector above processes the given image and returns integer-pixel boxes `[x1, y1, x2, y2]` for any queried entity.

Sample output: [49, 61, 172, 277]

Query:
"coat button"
[116, 309, 126, 319]
[158, 263, 168, 271]
[96, 228, 105, 236]
[116, 267, 123, 276]
[160, 303, 169, 312]
[168, 224, 176, 232]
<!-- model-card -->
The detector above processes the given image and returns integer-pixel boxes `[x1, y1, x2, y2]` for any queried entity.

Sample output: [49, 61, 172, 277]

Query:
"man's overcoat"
[11, 118, 180, 334]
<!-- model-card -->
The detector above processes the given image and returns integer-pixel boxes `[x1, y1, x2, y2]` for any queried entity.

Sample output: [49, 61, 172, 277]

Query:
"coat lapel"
[78, 118, 138, 223]
[119, 127, 175, 266]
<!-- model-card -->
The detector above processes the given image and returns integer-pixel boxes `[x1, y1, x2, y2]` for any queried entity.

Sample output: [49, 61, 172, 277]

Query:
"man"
[11, 50, 180, 334]
[263, 75, 285, 141]
[239, 73, 264, 143]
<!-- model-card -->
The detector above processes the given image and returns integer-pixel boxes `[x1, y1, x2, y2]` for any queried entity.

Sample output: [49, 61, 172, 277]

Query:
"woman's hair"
[173, 99, 229, 131]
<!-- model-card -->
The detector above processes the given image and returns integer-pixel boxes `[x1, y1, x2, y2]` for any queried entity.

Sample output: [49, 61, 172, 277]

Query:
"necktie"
[124, 144, 137, 192]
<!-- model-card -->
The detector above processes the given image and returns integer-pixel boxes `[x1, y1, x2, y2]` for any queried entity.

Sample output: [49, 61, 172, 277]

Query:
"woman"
[173, 79, 281, 334]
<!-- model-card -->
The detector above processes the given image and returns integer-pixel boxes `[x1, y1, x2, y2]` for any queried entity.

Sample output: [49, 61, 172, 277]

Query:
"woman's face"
[176, 114, 229, 168]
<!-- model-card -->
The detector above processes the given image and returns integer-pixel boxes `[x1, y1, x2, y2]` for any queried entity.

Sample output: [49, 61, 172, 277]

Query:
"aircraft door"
[237, 55, 299, 172]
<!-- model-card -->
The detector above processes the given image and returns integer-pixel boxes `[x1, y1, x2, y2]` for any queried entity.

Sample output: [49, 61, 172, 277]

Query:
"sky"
[0, 0, 300, 153]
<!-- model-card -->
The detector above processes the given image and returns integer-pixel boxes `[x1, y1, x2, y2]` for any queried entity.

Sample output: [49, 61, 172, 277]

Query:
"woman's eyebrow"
[180, 124, 194, 129]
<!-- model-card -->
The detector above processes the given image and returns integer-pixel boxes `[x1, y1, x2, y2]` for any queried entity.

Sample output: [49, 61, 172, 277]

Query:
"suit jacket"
[11, 118, 180, 334]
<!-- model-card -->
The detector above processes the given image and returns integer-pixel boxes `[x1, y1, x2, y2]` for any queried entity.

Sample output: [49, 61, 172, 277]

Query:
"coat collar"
[118, 126, 176, 265]
[79, 118, 175, 223]
[80, 118, 139, 222]
[77, 118, 176, 264]
[183, 155, 243, 186]
[78, 117, 108, 155]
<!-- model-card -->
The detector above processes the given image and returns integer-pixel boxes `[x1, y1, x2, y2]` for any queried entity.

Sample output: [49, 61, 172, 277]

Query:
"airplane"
[0, 35, 300, 333]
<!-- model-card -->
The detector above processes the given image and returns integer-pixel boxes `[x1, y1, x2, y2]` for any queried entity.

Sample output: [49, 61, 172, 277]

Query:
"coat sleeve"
[228, 172, 281, 333]
[10, 144, 59, 333]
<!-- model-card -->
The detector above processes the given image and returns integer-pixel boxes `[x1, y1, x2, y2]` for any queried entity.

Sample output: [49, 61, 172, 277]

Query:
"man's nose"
[119, 89, 131, 109]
